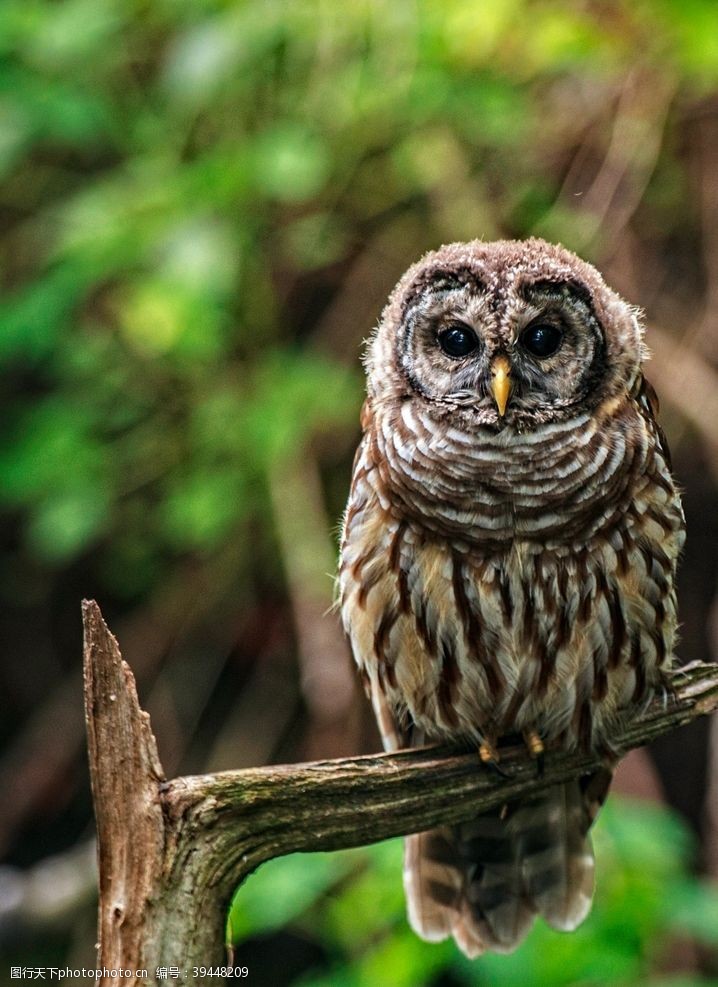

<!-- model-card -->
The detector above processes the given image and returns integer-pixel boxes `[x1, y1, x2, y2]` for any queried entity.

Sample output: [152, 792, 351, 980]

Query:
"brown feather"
[339, 238, 684, 958]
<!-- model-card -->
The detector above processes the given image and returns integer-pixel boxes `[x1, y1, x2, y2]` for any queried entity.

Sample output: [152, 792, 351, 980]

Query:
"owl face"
[368, 239, 646, 430]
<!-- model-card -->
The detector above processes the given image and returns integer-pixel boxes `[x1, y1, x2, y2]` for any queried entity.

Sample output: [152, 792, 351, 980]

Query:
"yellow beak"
[490, 356, 512, 417]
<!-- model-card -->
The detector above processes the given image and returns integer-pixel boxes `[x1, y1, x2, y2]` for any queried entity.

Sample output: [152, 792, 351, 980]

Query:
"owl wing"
[368, 673, 407, 753]
[636, 373, 673, 470]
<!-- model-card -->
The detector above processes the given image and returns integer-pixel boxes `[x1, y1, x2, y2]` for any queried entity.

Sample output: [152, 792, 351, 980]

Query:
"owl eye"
[438, 323, 479, 358]
[520, 322, 563, 358]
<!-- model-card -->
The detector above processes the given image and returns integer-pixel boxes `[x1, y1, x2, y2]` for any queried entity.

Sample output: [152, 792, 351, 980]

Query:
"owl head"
[366, 238, 647, 429]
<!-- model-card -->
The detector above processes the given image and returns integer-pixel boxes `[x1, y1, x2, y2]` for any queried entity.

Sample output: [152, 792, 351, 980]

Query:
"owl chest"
[373, 406, 644, 548]
[340, 496, 678, 747]
[342, 524, 552, 728]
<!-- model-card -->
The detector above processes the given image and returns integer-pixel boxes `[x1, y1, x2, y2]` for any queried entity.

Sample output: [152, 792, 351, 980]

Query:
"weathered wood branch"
[83, 599, 718, 985]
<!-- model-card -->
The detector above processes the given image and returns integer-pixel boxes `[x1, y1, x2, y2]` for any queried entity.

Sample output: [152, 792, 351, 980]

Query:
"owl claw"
[523, 730, 544, 757]
[656, 671, 678, 709]
[478, 740, 499, 764]
[478, 741, 510, 779]
[523, 730, 545, 776]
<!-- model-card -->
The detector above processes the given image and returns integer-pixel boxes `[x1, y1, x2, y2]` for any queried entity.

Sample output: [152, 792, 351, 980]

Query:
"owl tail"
[403, 769, 612, 957]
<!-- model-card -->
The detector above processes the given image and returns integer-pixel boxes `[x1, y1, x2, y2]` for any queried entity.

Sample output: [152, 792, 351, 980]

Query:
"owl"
[338, 238, 685, 957]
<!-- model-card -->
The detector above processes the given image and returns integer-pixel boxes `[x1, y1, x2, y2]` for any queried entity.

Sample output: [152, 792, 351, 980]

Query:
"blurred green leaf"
[244, 351, 362, 463]
[27, 485, 110, 561]
[666, 880, 718, 946]
[253, 124, 332, 203]
[0, 63, 114, 145]
[0, 399, 107, 503]
[23, 0, 125, 70]
[160, 467, 247, 550]
[228, 801, 718, 987]
[0, 264, 91, 364]
[227, 849, 361, 942]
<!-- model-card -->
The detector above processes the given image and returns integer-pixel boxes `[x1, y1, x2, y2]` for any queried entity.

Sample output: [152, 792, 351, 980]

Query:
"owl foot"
[523, 730, 545, 777]
[478, 741, 509, 779]
[658, 669, 679, 706]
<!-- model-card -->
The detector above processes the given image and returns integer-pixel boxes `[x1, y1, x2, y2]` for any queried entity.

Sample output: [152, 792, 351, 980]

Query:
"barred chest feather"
[339, 400, 685, 753]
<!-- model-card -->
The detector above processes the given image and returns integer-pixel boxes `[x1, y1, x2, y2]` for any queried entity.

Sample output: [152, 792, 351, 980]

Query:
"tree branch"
[83, 600, 718, 984]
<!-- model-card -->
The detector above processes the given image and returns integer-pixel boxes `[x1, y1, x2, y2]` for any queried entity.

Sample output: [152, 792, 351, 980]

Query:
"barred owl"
[338, 238, 685, 957]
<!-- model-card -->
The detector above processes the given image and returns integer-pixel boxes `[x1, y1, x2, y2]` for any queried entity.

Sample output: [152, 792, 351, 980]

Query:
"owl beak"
[490, 356, 512, 417]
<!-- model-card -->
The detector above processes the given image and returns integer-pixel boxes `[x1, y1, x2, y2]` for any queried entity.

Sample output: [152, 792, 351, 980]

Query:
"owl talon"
[478, 741, 509, 779]
[523, 730, 544, 758]
[523, 730, 545, 776]
[656, 671, 678, 710]
[479, 740, 499, 764]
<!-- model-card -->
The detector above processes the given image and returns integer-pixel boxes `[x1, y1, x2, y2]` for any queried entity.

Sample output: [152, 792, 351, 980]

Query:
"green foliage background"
[3, 0, 717, 578]
[230, 802, 718, 986]
[1, 0, 718, 983]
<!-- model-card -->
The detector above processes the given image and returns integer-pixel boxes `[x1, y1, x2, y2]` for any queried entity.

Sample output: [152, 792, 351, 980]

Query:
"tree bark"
[83, 599, 718, 985]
